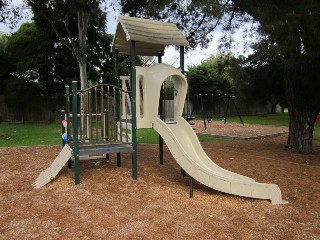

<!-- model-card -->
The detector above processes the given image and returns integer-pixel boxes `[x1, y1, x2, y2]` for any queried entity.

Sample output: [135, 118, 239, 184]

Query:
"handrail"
[78, 83, 131, 94]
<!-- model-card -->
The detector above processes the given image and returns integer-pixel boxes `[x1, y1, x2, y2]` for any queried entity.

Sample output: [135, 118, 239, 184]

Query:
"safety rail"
[63, 82, 132, 146]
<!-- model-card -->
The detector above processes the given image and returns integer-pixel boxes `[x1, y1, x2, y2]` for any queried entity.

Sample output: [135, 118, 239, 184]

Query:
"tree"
[1, 0, 114, 89]
[0, 18, 115, 121]
[27, 0, 116, 125]
[0, 33, 10, 94]
[240, 41, 286, 114]
[0, 23, 45, 120]
[26, 0, 106, 90]
[230, 0, 320, 153]
[188, 54, 236, 98]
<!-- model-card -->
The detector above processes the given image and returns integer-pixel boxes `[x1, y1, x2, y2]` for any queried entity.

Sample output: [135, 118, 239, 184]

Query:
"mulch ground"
[1, 122, 320, 239]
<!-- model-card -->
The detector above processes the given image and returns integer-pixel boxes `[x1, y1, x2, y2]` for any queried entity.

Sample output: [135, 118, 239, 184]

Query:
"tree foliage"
[0, 0, 29, 29]
[25, 0, 111, 90]
[1, 23, 62, 119]
[239, 41, 286, 113]
[231, 0, 320, 153]
[0, 20, 114, 120]
[188, 54, 237, 98]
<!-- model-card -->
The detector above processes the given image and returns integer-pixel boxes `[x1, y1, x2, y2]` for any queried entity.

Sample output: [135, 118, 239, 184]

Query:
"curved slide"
[153, 116, 284, 204]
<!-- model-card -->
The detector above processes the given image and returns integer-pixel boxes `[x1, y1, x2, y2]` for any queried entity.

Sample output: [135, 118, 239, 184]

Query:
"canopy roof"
[112, 16, 189, 56]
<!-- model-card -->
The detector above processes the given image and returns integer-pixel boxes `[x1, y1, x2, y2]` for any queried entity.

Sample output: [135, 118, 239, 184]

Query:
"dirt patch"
[1, 124, 320, 239]
[193, 120, 289, 139]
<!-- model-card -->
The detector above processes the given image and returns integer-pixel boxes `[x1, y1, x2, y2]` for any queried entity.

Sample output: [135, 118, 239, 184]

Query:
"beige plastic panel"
[134, 63, 187, 128]
[120, 76, 132, 120]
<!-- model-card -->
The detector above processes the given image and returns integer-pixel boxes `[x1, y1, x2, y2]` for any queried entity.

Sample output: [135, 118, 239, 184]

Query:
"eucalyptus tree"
[26, 0, 109, 90]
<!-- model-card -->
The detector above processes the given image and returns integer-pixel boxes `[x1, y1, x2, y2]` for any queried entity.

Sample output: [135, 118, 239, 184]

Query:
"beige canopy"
[112, 16, 189, 56]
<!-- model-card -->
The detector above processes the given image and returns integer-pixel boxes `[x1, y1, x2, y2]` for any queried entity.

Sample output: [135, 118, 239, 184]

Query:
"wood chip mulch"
[1, 123, 319, 239]
[193, 120, 289, 139]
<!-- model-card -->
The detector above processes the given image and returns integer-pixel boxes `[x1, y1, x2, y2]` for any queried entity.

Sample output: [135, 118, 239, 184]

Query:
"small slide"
[153, 116, 284, 204]
[33, 144, 72, 189]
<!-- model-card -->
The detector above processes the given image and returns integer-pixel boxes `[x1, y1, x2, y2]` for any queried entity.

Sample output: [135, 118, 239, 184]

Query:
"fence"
[0, 94, 275, 123]
[0, 94, 62, 122]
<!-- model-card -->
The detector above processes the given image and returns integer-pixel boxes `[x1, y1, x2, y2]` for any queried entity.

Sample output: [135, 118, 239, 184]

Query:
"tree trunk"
[287, 106, 318, 153]
[270, 102, 278, 114]
[285, 63, 319, 154]
[78, 10, 89, 90]
[77, 10, 90, 136]
[79, 61, 87, 90]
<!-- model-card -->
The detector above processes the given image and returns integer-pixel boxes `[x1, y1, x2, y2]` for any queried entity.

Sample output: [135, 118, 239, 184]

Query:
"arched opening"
[159, 74, 187, 123]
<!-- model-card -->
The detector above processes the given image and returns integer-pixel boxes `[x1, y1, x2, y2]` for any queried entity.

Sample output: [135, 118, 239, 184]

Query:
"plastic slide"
[153, 116, 284, 204]
[33, 144, 72, 189]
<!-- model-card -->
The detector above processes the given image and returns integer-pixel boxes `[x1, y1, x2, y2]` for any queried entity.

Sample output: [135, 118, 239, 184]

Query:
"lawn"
[225, 112, 290, 126]
[0, 123, 62, 147]
[0, 112, 319, 147]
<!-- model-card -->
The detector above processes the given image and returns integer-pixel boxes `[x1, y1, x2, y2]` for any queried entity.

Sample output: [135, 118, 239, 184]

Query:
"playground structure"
[34, 16, 285, 204]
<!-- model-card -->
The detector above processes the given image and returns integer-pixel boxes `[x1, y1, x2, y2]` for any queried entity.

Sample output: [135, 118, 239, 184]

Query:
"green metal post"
[180, 46, 185, 73]
[114, 48, 122, 167]
[65, 85, 72, 168]
[61, 109, 65, 147]
[158, 53, 164, 165]
[180, 46, 186, 177]
[130, 40, 138, 179]
[72, 81, 80, 185]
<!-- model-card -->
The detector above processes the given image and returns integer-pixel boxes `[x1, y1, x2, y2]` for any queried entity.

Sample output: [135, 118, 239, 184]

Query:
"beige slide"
[153, 116, 285, 204]
[33, 144, 72, 189]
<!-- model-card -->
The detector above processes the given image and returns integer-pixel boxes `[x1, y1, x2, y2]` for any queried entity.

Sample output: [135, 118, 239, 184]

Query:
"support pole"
[224, 97, 230, 124]
[65, 86, 72, 168]
[199, 94, 207, 130]
[189, 176, 194, 198]
[114, 48, 122, 166]
[180, 46, 186, 177]
[130, 41, 138, 180]
[158, 53, 164, 165]
[72, 81, 80, 185]
[60, 110, 65, 147]
[231, 98, 245, 126]
[180, 46, 185, 74]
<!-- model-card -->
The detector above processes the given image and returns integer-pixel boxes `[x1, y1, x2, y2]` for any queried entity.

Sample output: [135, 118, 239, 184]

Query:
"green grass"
[0, 112, 319, 146]
[137, 129, 160, 144]
[137, 128, 222, 144]
[0, 123, 62, 147]
[0, 122, 224, 147]
[223, 112, 289, 126]
[314, 118, 320, 141]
